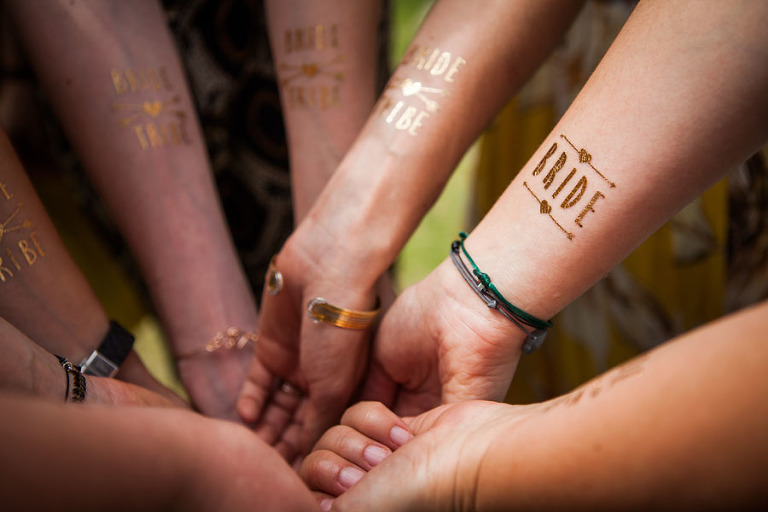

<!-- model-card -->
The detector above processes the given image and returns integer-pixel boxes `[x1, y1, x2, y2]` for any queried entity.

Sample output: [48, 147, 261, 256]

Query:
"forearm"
[0, 127, 107, 362]
[454, 0, 768, 350]
[295, 0, 583, 286]
[266, 0, 382, 222]
[0, 316, 179, 407]
[0, 395, 200, 511]
[477, 300, 768, 510]
[5, 0, 257, 357]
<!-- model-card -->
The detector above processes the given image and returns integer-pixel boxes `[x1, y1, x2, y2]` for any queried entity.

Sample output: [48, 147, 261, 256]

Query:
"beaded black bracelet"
[450, 233, 552, 354]
[56, 355, 87, 403]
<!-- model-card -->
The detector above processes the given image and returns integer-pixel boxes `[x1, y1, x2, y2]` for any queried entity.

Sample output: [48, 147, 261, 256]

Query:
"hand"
[177, 347, 254, 421]
[180, 415, 319, 512]
[300, 400, 533, 511]
[362, 258, 526, 417]
[237, 228, 381, 463]
[88, 375, 187, 408]
[118, 351, 189, 408]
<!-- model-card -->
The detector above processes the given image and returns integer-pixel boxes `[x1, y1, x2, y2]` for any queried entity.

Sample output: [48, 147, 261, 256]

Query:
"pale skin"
[240, 0, 390, 450]
[0, 315, 178, 407]
[265, 0, 383, 223]
[238, 0, 585, 462]
[303, 300, 768, 511]
[0, 125, 181, 404]
[4, 0, 260, 419]
[302, 0, 768, 508]
[357, 0, 768, 420]
[0, 393, 318, 512]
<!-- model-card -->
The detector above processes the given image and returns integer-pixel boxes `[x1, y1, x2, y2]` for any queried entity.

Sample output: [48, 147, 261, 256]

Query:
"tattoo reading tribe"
[110, 66, 191, 151]
[524, 134, 616, 240]
[542, 353, 651, 413]
[0, 182, 46, 284]
[377, 45, 467, 136]
[280, 24, 343, 110]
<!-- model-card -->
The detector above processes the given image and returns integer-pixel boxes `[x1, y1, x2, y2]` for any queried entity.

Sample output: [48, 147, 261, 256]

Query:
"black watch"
[79, 320, 135, 377]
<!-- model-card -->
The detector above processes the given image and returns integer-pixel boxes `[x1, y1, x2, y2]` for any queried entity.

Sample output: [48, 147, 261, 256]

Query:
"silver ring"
[276, 378, 303, 398]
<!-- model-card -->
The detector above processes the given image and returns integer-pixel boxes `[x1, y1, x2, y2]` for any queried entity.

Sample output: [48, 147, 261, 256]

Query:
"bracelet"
[177, 327, 258, 359]
[55, 355, 87, 403]
[450, 232, 552, 354]
[80, 320, 136, 378]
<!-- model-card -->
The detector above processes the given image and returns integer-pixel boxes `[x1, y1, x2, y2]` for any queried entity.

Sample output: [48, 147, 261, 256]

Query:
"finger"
[236, 361, 273, 424]
[391, 387, 442, 418]
[299, 449, 366, 496]
[274, 415, 306, 464]
[359, 358, 397, 408]
[313, 424, 393, 471]
[252, 395, 301, 446]
[312, 492, 336, 512]
[340, 401, 413, 450]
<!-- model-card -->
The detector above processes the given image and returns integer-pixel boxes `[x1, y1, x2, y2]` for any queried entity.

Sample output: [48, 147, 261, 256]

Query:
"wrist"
[430, 255, 529, 355]
[31, 352, 69, 401]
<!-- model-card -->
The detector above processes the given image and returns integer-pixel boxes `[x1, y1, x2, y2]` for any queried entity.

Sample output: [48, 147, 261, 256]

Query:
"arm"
[0, 314, 178, 407]
[4, 0, 261, 419]
[265, 0, 382, 222]
[238, 0, 583, 460]
[303, 299, 768, 511]
[0, 394, 317, 511]
[0, 120, 179, 403]
[359, 0, 768, 415]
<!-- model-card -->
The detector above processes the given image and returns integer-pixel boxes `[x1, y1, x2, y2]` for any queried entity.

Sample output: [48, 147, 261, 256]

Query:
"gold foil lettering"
[575, 191, 606, 227]
[409, 111, 429, 136]
[0, 182, 12, 200]
[444, 57, 467, 83]
[29, 232, 45, 257]
[543, 153, 567, 189]
[533, 143, 557, 176]
[560, 176, 587, 208]
[386, 101, 404, 124]
[552, 169, 576, 199]
[5, 249, 20, 270]
[18, 239, 37, 266]
[430, 52, 452, 76]
[525, 134, 615, 240]
[0, 259, 12, 282]
[134, 126, 149, 150]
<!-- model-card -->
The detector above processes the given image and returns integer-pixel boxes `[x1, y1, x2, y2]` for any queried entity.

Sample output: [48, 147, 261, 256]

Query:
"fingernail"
[389, 425, 413, 447]
[338, 466, 365, 489]
[363, 444, 390, 466]
[320, 498, 334, 511]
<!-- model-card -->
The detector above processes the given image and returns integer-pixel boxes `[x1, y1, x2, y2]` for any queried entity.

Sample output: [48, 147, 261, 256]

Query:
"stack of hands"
[2, 0, 768, 510]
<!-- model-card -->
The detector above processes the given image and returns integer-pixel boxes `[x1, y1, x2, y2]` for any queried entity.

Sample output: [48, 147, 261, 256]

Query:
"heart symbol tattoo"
[400, 78, 422, 97]
[143, 101, 163, 117]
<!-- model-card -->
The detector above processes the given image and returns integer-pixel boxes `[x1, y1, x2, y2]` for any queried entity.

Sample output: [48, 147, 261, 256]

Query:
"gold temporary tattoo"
[378, 45, 467, 136]
[0, 183, 46, 284]
[110, 66, 190, 150]
[542, 353, 650, 413]
[0, 181, 13, 200]
[0, 203, 33, 243]
[285, 25, 339, 54]
[111, 67, 172, 96]
[523, 182, 574, 240]
[525, 134, 616, 240]
[279, 24, 343, 110]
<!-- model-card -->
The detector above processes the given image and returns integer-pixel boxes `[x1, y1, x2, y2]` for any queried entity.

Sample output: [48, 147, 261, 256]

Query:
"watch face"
[81, 352, 119, 378]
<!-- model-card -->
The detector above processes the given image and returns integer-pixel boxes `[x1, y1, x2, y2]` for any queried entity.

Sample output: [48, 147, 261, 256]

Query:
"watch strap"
[80, 320, 135, 377]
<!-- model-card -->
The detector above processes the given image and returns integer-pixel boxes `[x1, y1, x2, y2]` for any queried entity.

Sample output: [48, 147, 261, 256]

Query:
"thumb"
[359, 357, 397, 408]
